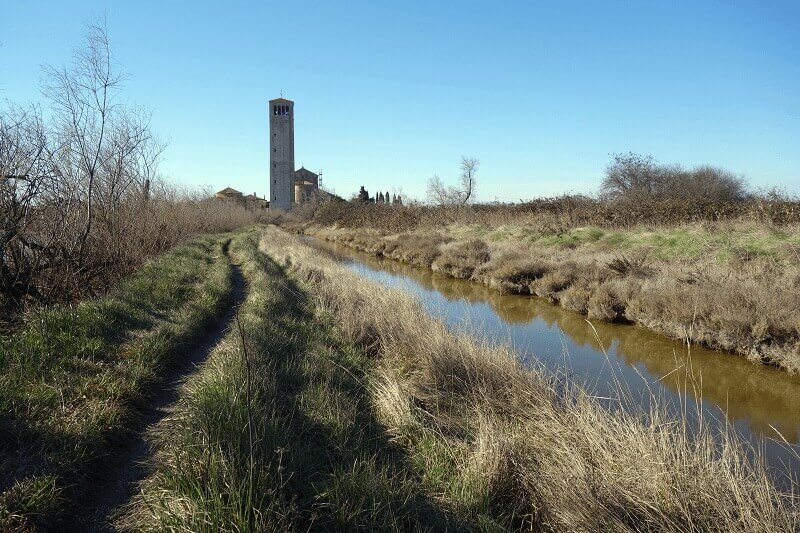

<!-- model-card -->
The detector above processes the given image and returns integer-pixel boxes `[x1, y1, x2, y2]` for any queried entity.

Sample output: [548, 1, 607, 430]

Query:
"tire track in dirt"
[90, 246, 247, 531]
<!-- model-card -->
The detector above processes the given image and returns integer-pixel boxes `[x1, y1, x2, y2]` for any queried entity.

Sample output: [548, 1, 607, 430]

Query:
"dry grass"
[386, 233, 454, 267]
[303, 224, 800, 374]
[260, 227, 800, 531]
[472, 250, 550, 294]
[432, 239, 490, 278]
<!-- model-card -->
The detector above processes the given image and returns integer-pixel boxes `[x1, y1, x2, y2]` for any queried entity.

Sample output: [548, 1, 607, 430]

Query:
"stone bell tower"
[269, 97, 294, 210]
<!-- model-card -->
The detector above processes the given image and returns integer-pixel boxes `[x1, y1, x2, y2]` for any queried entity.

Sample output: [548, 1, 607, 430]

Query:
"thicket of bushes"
[294, 152, 799, 233]
[1, 25, 259, 325]
[599, 152, 750, 203]
[305, 193, 800, 234]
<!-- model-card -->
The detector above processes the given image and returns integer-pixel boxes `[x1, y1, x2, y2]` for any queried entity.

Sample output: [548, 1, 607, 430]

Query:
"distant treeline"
[303, 194, 799, 233]
[293, 152, 798, 232]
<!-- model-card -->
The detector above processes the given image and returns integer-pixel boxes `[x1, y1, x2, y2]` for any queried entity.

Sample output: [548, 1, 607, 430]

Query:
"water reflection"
[306, 238, 800, 481]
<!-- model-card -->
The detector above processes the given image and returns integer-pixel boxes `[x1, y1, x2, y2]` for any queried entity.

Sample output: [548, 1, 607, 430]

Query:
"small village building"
[214, 187, 268, 209]
[214, 187, 244, 201]
[293, 167, 319, 188]
[292, 167, 320, 204]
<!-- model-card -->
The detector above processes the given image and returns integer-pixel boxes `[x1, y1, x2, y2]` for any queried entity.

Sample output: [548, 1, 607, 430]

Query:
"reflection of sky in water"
[308, 239, 800, 486]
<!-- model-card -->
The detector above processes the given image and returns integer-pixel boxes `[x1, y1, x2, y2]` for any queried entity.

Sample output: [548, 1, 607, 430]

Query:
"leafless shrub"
[530, 263, 578, 300]
[385, 233, 452, 267]
[559, 284, 592, 314]
[0, 24, 257, 323]
[426, 156, 479, 206]
[300, 193, 800, 236]
[587, 284, 625, 322]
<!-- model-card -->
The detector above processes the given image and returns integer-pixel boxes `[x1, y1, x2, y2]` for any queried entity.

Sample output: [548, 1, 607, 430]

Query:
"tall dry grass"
[261, 227, 799, 531]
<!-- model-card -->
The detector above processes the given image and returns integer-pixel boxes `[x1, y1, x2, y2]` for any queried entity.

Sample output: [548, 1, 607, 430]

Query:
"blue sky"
[1, 1, 798, 201]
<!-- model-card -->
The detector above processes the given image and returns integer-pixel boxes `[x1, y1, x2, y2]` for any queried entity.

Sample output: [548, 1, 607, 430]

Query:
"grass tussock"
[472, 250, 550, 294]
[0, 235, 234, 531]
[386, 232, 454, 267]
[303, 224, 800, 373]
[255, 228, 798, 531]
[432, 239, 490, 278]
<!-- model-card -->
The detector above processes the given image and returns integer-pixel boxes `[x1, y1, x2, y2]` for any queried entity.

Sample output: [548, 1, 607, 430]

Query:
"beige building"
[293, 167, 319, 204]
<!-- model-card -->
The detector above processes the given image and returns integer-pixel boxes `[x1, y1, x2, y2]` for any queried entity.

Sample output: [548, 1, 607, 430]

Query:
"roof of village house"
[216, 187, 243, 196]
[293, 167, 318, 178]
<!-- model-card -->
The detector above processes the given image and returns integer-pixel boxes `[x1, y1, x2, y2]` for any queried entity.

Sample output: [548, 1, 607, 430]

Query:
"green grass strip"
[0, 234, 234, 530]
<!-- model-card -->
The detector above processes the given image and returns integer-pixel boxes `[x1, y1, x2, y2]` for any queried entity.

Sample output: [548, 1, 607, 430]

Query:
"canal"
[305, 236, 800, 485]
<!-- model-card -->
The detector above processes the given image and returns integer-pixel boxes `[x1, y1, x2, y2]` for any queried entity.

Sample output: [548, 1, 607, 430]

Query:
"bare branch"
[426, 156, 479, 206]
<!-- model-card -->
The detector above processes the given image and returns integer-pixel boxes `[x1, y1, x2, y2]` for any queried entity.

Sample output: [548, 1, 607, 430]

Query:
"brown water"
[306, 237, 800, 485]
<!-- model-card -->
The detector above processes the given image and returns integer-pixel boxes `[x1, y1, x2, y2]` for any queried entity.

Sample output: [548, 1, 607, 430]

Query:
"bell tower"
[269, 97, 295, 210]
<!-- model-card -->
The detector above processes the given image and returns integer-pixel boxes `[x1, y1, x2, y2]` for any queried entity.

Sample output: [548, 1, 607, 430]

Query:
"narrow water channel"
[305, 237, 800, 484]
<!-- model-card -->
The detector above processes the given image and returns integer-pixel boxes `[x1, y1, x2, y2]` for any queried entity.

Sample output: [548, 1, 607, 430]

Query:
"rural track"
[90, 250, 248, 531]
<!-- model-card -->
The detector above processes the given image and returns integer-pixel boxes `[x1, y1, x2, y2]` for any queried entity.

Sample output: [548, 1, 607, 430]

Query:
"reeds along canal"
[304, 236, 800, 485]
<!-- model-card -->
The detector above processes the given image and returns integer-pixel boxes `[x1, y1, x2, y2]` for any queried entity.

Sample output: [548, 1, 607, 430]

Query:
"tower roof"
[269, 97, 293, 104]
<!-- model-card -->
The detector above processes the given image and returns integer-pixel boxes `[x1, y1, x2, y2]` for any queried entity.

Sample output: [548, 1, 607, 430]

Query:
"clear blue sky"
[1, 1, 798, 201]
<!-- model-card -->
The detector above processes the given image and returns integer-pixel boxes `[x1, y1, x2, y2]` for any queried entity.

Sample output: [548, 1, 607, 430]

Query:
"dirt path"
[90, 255, 247, 531]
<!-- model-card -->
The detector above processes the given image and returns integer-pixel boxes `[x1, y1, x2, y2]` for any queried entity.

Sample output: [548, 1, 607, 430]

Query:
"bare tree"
[0, 21, 265, 321]
[426, 156, 479, 206]
[43, 20, 124, 263]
